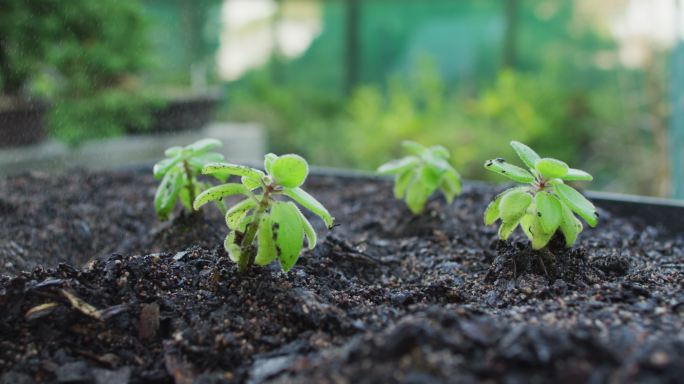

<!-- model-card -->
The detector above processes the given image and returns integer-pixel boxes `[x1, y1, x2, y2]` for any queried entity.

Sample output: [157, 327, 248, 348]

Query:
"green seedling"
[378, 141, 462, 214]
[153, 138, 225, 220]
[193, 153, 334, 273]
[484, 141, 597, 249]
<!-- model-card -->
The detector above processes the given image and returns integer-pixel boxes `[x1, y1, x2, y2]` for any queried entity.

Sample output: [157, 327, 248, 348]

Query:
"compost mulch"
[1, 170, 683, 383]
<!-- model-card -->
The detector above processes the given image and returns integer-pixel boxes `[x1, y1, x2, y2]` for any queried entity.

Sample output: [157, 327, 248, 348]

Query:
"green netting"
[142, 0, 222, 85]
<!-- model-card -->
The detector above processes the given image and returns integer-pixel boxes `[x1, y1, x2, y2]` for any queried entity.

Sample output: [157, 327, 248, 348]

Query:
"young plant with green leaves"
[192, 153, 334, 273]
[153, 138, 225, 220]
[378, 141, 462, 214]
[484, 141, 598, 249]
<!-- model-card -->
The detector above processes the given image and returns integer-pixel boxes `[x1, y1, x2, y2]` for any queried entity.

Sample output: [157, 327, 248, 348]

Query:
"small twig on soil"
[209, 257, 226, 291]
[537, 253, 550, 280]
[512, 257, 517, 280]
[325, 236, 387, 265]
[340, 251, 382, 265]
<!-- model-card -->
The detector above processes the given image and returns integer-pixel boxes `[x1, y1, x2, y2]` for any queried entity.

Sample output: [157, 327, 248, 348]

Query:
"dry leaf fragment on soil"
[61, 289, 103, 320]
[164, 354, 195, 384]
[24, 302, 59, 320]
[138, 303, 160, 340]
[58, 289, 128, 321]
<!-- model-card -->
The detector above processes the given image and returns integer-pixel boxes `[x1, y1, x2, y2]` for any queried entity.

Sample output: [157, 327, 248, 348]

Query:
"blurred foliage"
[223, 0, 670, 196]
[0, 0, 62, 97]
[225, 56, 661, 194]
[47, 0, 158, 145]
[326, 62, 597, 181]
[226, 62, 588, 173]
[47, 1, 151, 91]
[49, 89, 163, 146]
[0, 0, 671, 195]
[225, 70, 348, 165]
[0, 0, 159, 145]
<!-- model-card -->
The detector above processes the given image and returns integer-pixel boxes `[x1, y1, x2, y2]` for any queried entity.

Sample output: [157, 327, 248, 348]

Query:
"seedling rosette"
[153, 138, 225, 220]
[484, 141, 598, 249]
[193, 153, 334, 273]
[378, 141, 462, 214]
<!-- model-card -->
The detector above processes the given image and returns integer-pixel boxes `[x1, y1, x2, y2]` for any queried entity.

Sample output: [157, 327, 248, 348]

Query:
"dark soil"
[1, 170, 683, 383]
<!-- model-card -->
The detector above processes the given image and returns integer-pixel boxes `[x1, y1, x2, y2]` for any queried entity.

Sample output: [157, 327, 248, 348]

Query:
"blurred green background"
[1, 0, 683, 198]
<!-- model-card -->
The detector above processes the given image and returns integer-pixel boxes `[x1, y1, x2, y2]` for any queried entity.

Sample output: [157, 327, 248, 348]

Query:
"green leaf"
[520, 213, 554, 249]
[154, 169, 182, 220]
[255, 216, 277, 265]
[401, 141, 427, 156]
[562, 168, 593, 181]
[271, 154, 309, 188]
[282, 187, 334, 228]
[179, 185, 192, 210]
[535, 158, 569, 179]
[484, 159, 535, 183]
[484, 190, 508, 225]
[264, 153, 278, 174]
[153, 156, 181, 179]
[424, 153, 452, 172]
[440, 168, 461, 203]
[498, 218, 520, 240]
[241, 175, 262, 190]
[377, 156, 419, 174]
[521, 213, 533, 239]
[237, 214, 254, 232]
[551, 181, 598, 227]
[394, 169, 414, 199]
[559, 202, 583, 247]
[535, 191, 562, 233]
[510, 141, 541, 170]
[202, 162, 264, 180]
[164, 146, 183, 157]
[499, 189, 532, 224]
[225, 199, 257, 230]
[186, 138, 222, 154]
[178, 178, 202, 211]
[193, 183, 251, 210]
[442, 167, 461, 192]
[186, 152, 224, 171]
[271, 202, 305, 272]
[405, 178, 432, 214]
[224, 232, 241, 263]
[419, 165, 442, 191]
[429, 145, 450, 159]
[293, 206, 317, 249]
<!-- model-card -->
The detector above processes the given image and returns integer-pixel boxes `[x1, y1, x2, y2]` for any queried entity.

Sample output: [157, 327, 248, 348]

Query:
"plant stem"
[237, 185, 273, 273]
[182, 160, 197, 213]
